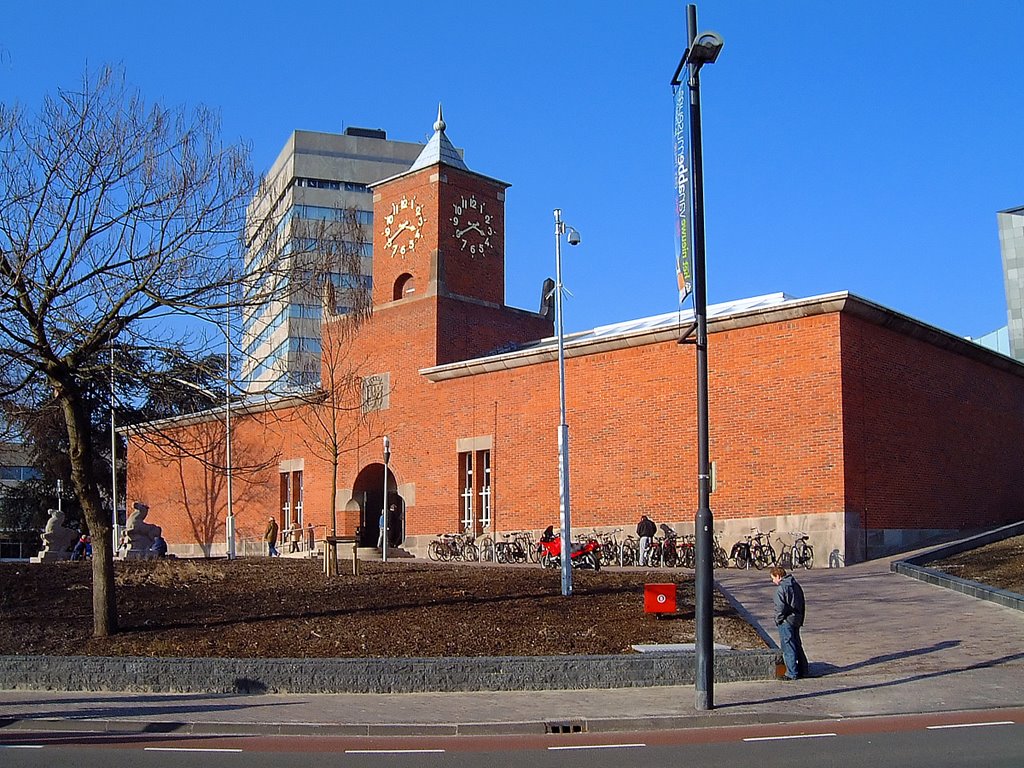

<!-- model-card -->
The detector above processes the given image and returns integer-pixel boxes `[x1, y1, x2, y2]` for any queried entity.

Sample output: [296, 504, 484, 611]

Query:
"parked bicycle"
[750, 528, 778, 570]
[427, 532, 478, 562]
[790, 531, 814, 569]
[730, 533, 754, 569]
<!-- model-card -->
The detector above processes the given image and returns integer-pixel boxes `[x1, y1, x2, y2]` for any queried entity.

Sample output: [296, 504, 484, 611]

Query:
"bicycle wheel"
[751, 544, 766, 569]
[663, 545, 678, 568]
[713, 544, 729, 569]
[800, 544, 814, 569]
[480, 538, 494, 562]
[462, 542, 478, 562]
[648, 545, 661, 567]
[779, 548, 792, 569]
[428, 540, 444, 561]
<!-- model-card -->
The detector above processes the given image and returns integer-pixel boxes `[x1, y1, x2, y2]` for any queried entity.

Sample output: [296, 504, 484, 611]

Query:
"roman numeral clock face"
[382, 195, 425, 257]
[451, 194, 495, 258]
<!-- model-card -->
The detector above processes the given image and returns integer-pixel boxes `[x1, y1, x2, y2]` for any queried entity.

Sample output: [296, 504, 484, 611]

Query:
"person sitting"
[70, 534, 90, 561]
[150, 535, 168, 558]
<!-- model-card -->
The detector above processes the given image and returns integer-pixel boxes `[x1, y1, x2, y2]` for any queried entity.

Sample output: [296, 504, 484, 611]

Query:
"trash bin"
[644, 583, 677, 614]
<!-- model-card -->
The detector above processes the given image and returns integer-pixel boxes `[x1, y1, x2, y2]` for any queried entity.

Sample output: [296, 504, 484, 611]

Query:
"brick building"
[127, 114, 1024, 564]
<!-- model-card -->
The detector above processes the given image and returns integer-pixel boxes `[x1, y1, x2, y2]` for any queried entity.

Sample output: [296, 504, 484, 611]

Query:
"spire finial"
[434, 103, 446, 133]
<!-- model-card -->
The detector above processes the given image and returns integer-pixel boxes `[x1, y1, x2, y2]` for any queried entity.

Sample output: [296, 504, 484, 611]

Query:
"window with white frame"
[479, 450, 491, 529]
[460, 452, 474, 533]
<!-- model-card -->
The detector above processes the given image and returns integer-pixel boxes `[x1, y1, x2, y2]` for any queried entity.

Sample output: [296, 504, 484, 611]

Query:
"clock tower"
[371, 107, 508, 309]
[365, 108, 552, 368]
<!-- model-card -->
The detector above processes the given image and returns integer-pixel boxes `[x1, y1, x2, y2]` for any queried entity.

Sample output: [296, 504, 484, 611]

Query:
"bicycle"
[478, 535, 494, 562]
[790, 532, 814, 569]
[730, 534, 754, 569]
[750, 528, 777, 570]
[712, 532, 730, 569]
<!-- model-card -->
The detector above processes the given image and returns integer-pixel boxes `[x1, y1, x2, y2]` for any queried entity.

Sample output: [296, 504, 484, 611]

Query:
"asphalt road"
[2, 708, 1022, 768]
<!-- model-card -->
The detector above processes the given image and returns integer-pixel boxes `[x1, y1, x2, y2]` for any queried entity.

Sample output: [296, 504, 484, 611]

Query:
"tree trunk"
[59, 382, 118, 636]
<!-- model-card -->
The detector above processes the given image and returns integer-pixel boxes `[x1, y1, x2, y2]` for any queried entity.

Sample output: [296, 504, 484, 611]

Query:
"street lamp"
[171, 376, 235, 558]
[673, 3, 723, 711]
[553, 208, 581, 597]
[382, 436, 391, 564]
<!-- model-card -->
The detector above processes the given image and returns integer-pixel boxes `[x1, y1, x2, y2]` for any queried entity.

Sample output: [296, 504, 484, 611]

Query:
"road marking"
[346, 753, 446, 757]
[0, 745, 45, 749]
[547, 743, 646, 751]
[743, 733, 837, 742]
[144, 747, 244, 753]
[926, 721, 1015, 730]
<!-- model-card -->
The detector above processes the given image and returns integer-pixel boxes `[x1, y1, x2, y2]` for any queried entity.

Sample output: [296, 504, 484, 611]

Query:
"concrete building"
[128, 115, 1024, 565]
[241, 127, 425, 394]
[998, 205, 1024, 361]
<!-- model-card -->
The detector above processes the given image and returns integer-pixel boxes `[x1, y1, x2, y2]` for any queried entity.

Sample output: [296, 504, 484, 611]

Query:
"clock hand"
[386, 221, 412, 247]
[456, 222, 483, 238]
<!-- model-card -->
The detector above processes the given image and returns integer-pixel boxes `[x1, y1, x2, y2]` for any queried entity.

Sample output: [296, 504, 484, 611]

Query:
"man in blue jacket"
[771, 566, 809, 680]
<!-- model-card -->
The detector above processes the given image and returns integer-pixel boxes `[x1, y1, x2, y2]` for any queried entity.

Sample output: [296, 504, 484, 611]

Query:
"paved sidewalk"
[0, 553, 1022, 735]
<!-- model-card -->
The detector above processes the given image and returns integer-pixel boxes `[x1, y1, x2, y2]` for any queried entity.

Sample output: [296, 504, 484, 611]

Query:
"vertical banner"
[673, 83, 692, 303]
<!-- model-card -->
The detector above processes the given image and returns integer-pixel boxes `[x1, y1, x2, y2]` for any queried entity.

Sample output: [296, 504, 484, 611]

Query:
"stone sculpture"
[125, 501, 162, 560]
[31, 508, 79, 563]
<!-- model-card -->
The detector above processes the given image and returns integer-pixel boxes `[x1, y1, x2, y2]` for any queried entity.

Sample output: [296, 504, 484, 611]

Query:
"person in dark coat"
[636, 514, 656, 566]
[771, 566, 809, 680]
[264, 517, 280, 557]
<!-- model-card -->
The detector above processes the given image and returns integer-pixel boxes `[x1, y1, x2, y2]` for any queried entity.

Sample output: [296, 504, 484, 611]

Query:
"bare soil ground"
[0, 558, 766, 657]
[928, 534, 1024, 593]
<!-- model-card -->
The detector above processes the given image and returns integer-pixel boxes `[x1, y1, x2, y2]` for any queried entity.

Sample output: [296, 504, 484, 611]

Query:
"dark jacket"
[774, 574, 805, 627]
[636, 517, 656, 538]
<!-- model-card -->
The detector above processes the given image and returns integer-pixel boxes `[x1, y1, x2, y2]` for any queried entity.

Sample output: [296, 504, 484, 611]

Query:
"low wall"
[0, 650, 779, 694]
[891, 520, 1024, 613]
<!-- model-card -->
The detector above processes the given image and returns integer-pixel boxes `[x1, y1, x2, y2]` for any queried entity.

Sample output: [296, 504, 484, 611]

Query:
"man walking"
[771, 566, 809, 680]
[264, 516, 280, 557]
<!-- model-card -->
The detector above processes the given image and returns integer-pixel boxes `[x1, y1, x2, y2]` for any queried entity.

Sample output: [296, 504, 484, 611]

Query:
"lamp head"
[566, 227, 581, 246]
[686, 31, 724, 68]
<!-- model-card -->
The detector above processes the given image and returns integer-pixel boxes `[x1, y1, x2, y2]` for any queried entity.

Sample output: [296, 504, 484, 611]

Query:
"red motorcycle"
[536, 526, 601, 571]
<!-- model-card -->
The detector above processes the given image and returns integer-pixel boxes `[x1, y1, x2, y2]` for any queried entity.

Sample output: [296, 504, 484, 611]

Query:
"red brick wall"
[840, 313, 1024, 532]
[127, 306, 1024, 555]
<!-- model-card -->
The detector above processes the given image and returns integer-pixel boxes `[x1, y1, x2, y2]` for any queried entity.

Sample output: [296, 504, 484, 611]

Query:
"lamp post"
[676, 3, 724, 711]
[224, 283, 236, 559]
[553, 209, 581, 597]
[382, 435, 391, 564]
[171, 376, 235, 558]
[110, 343, 119, 554]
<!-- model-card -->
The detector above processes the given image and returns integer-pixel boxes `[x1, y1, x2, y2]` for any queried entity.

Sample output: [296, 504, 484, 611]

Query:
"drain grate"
[546, 721, 585, 734]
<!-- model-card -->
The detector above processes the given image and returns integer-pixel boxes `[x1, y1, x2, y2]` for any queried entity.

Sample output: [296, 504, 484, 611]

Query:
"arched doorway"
[351, 462, 404, 547]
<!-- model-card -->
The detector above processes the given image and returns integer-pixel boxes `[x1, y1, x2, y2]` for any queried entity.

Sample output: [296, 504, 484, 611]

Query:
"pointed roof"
[407, 105, 469, 173]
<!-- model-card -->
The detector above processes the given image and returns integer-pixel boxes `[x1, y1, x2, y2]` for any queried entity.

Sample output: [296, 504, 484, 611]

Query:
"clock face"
[451, 194, 496, 258]
[382, 194, 425, 257]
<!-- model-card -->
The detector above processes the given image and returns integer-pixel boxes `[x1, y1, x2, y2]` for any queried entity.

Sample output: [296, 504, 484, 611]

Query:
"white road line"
[743, 733, 837, 742]
[926, 721, 1015, 730]
[547, 743, 646, 751]
[144, 747, 244, 753]
[344, 753, 444, 757]
[0, 745, 45, 749]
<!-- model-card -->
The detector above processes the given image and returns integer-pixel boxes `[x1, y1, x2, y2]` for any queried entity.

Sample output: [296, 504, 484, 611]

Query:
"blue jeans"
[778, 621, 809, 679]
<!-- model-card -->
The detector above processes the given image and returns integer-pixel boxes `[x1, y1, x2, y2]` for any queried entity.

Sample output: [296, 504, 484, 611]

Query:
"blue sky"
[3, 1, 1022, 338]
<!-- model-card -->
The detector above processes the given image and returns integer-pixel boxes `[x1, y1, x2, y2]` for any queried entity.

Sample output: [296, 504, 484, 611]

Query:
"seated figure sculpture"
[33, 508, 79, 562]
[125, 501, 162, 560]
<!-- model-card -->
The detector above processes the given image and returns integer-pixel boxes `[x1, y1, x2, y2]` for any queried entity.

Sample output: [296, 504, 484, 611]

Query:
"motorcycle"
[536, 526, 601, 571]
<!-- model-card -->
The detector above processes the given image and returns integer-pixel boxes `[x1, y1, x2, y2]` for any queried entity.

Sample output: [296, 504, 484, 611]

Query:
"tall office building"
[241, 128, 425, 394]
[998, 205, 1024, 362]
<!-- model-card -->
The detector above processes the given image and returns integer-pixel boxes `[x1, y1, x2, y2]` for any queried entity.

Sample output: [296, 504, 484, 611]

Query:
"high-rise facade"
[241, 128, 425, 394]
[998, 205, 1024, 362]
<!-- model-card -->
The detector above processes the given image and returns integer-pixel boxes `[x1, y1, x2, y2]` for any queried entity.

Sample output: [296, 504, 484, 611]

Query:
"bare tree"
[0, 67, 269, 636]
[284, 210, 381, 575]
